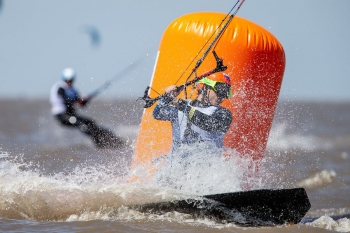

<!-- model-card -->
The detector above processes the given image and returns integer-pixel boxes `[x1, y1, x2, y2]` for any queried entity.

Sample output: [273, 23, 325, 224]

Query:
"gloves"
[174, 99, 188, 112]
[174, 99, 196, 119]
[79, 96, 90, 107]
[163, 94, 175, 105]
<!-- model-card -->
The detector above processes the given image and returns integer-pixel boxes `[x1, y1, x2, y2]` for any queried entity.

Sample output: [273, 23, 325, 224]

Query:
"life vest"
[177, 105, 225, 148]
[50, 81, 79, 115]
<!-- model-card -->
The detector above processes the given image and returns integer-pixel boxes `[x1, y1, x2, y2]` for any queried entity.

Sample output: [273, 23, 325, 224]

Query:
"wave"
[297, 170, 337, 189]
[1, 149, 349, 232]
[307, 215, 350, 232]
[267, 122, 333, 151]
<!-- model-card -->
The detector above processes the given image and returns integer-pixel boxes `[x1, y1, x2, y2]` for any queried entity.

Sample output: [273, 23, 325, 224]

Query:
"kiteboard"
[133, 188, 311, 226]
[91, 127, 126, 149]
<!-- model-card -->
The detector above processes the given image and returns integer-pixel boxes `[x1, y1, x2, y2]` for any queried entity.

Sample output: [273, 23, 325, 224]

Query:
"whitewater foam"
[307, 216, 350, 232]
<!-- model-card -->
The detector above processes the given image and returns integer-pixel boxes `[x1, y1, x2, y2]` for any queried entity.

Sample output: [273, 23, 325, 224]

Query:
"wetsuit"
[153, 98, 232, 151]
[50, 81, 122, 148]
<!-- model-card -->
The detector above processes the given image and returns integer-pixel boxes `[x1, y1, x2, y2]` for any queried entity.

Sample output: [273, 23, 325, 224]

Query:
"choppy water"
[0, 99, 349, 232]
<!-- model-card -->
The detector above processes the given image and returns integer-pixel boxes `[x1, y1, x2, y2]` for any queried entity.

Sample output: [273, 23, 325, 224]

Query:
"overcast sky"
[0, 0, 349, 101]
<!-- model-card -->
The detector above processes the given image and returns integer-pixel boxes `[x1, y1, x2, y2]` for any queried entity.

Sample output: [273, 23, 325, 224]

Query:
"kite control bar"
[138, 51, 227, 108]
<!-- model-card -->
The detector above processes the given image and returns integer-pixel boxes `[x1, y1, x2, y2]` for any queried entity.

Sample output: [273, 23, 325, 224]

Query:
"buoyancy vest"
[178, 105, 225, 148]
[50, 81, 79, 115]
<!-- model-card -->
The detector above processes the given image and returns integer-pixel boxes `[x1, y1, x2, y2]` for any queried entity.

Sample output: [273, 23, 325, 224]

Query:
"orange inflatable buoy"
[132, 12, 285, 172]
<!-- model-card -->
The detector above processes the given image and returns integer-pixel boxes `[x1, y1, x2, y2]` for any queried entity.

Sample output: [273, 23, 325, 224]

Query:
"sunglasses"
[197, 77, 232, 99]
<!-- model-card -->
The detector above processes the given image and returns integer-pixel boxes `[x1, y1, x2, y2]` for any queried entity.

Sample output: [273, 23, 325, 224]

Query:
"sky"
[0, 0, 349, 102]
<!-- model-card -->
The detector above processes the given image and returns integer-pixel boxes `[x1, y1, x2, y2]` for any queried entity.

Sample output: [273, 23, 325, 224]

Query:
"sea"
[0, 98, 349, 233]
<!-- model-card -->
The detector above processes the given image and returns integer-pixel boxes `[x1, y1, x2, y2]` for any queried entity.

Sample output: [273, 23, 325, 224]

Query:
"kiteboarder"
[153, 72, 232, 151]
[50, 68, 124, 149]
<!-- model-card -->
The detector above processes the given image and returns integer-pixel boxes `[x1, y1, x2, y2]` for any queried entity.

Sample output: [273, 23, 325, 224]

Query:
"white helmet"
[61, 68, 76, 81]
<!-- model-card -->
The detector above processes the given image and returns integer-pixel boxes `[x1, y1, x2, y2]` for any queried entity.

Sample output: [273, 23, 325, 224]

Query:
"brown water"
[0, 99, 349, 232]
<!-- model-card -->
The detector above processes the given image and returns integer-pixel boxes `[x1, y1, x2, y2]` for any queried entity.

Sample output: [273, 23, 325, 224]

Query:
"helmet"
[196, 73, 232, 99]
[207, 73, 231, 86]
[61, 68, 76, 81]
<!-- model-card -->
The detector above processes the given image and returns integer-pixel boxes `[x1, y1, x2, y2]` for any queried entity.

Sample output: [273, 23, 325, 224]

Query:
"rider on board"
[50, 68, 123, 148]
[153, 72, 233, 153]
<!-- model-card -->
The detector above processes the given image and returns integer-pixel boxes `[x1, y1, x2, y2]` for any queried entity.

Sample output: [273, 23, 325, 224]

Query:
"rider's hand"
[78, 96, 90, 107]
[164, 85, 180, 104]
[174, 99, 188, 112]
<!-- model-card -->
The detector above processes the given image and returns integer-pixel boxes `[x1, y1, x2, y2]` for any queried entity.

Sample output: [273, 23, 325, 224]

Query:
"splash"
[132, 143, 266, 194]
[0, 155, 143, 221]
[0, 149, 9, 158]
[0, 142, 286, 223]
[0, 148, 243, 222]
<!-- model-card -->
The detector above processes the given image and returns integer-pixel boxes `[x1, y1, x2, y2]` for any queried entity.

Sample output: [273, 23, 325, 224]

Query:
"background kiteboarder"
[50, 67, 124, 149]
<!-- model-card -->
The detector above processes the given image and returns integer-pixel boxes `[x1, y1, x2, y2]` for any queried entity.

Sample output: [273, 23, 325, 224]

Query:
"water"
[0, 98, 349, 232]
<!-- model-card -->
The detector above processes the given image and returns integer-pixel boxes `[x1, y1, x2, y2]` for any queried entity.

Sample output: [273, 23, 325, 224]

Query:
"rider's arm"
[153, 85, 180, 121]
[153, 99, 178, 121]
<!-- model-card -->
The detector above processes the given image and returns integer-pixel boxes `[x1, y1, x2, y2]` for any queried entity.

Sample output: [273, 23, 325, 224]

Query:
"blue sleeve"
[153, 99, 178, 122]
